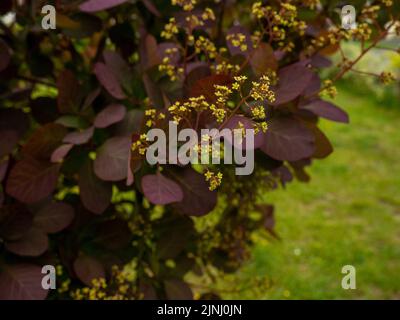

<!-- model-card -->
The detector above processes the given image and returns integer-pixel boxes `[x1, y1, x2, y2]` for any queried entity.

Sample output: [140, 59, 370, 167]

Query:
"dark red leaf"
[30, 97, 58, 124]
[142, 173, 184, 205]
[5, 227, 49, 257]
[0, 264, 48, 300]
[57, 70, 81, 114]
[139, 33, 161, 70]
[94, 136, 131, 181]
[22, 123, 67, 160]
[0, 204, 33, 241]
[0, 109, 29, 139]
[300, 100, 349, 123]
[79, 160, 111, 214]
[171, 167, 217, 216]
[63, 126, 94, 145]
[272, 63, 314, 105]
[190, 74, 233, 103]
[34, 202, 75, 233]
[94, 104, 126, 128]
[261, 117, 315, 161]
[157, 215, 194, 259]
[6, 158, 60, 204]
[92, 219, 132, 250]
[94, 62, 126, 100]
[74, 255, 105, 286]
[79, 0, 128, 12]
[250, 42, 278, 76]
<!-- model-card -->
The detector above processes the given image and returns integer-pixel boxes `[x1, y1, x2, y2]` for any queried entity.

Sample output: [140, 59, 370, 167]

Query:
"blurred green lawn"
[230, 84, 400, 299]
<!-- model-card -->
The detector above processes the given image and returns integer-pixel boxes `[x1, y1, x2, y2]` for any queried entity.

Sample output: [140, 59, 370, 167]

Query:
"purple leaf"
[34, 202, 75, 234]
[94, 136, 131, 181]
[79, 0, 128, 12]
[142, 0, 161, 17]
[73, 255, 105, 287]
[302, 73, 321, 97]
[94, 62, 126, 100]
[141, 173, 184, 205]
[310, 54, 332, 68]
[6, 159, 60, 204]
[261, 117, 315, 161]
[300, 100, 349, 123]
[272, 63, 314, 105]
[113, 109, 144, 136]
[103, 51, 132, 90]
[94, 104, 126, 128]
[0, 264, 48, 300]
[63, 126, 94, 145]
[172, 167, 217, 216]
[51, 144, 74, 163]
[5, 227, 49, 257]
[79, 160, 111, 214]
[139, 33, 161, 70]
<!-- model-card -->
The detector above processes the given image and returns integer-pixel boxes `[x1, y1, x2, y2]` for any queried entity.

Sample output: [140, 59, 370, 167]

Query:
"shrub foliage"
[0, 0, 398, 299]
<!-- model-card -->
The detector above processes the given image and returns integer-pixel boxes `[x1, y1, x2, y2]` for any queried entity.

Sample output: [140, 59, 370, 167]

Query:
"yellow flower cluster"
[71, 278, 108, 300]
[132, 133, 149, 155]
[361, 5, 381, 19]
[194, 36, 217, 59]
[71, 264, 138, 300]
[252, 2, 306, 43]
[159, 47, 183, 81]
[251, 105, 266, 120]
[212, 84, 233, 122]
[321, 80, 338, 98]
[379, 71, 396, 84]
[251, 2, 267, 19]
[144, 108, 166, 128]
[232, 75, 247, 91]
[250, 75, 275, 102]
[204, 170, 223, 191]
[172, 0, 196, 11]
[302, 0, 321, 9]
[380, 0, 393, 6]
[202, 8, 216, 21]
[226, 33, 248, 52]
[161, 17, 179, 40]
[351, 23, 372, 41]
[168, 95, 209, 124]
[213, 61, 240, 75]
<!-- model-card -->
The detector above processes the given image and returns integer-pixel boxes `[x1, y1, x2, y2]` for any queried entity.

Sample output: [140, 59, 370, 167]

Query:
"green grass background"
[228, 83, 400, 299]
